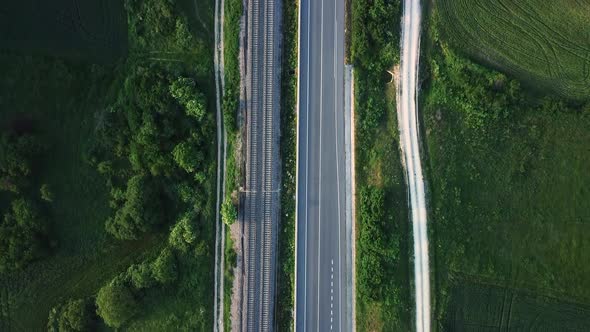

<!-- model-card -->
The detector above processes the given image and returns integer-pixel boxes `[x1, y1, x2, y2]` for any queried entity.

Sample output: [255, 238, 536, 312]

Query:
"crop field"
[423, 3, 590, 329]
[437, 0, 590, 99]
[445, 280, 590, 331]
[0, 0, 126, 62]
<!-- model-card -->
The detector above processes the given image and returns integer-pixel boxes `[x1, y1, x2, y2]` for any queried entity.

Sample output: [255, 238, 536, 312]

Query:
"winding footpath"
[397, 0, 431, 331]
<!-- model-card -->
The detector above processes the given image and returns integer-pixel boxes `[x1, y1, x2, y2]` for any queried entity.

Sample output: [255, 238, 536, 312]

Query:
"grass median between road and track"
[274, 0, 298, 329]
[423, 5, 590, 329]
[350, 0, 412, 330]
[221, 0, 242, 327]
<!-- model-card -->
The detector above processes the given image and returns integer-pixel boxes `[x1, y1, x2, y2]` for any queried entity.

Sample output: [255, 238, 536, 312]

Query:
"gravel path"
[396, 0, 431, 331]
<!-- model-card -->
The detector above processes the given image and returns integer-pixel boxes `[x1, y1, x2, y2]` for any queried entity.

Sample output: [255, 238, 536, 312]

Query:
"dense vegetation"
[0, 0, 217, 329]
[0, 132, 51, 272]
[221, 0, 242, 327]
[275, 0, 298, 328]
[351, 0, 411, 330]
[438, 0, 590, 99]
[424, 5, 590, 329]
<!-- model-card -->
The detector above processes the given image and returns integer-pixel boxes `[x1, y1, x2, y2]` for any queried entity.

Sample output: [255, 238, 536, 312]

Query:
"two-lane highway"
[295, 0, 350, 329]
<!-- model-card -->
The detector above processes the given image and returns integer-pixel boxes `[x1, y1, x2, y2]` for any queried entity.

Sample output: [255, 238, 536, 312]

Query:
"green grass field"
[0, 0, 127, 62]
[445, 280, 590, 331]
[423, 3, 590, 329]
[438, 0, 590, 99]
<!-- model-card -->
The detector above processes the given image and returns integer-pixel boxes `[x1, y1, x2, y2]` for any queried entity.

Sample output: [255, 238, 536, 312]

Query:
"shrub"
[152, 248, 177, 284]
[221, 199, 237, 225]
[105, 174, 163, 240]
[40, 184, 54, 202]
[48, 299, 94, 332]
[96, 282, 138, 328]
[0, 198, 47, 272]
[169, 212, 197, 252]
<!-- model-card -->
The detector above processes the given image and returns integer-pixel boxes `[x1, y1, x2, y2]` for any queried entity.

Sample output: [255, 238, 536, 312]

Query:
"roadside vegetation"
[437, 0, 590, 99]
[0, 0, 217, 329]
[275, 0, 298, 328]
[423, 3, 590, 329]
[222, 0, 243, 326]
[350, 0, 411, 330]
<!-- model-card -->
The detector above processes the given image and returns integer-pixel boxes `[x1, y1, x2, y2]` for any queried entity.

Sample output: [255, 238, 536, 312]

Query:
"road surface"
[239, 0, 281, 328]
[397, 0, 430, 331]
[295, 0, 351, 329]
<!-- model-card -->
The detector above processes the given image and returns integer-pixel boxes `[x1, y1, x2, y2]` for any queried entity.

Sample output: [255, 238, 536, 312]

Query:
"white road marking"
[303, 0, 311, 328]
[332, 0, 344, 330]
[317, 0, 325, 329]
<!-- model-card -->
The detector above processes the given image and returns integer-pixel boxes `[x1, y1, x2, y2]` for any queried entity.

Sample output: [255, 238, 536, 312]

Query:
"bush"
[0, 198, 47, 272]
[128, 262, 157, 289]
[105, 174, 163, 240]
[96, 282, 138, 328]
[48, 299, 94, 332]
[152, 248, 177, 284]
[0, 133, 44, 193]
[221, 199, 237, 225]
[168, 212, 197, 253]
[40, 183, 54, 202]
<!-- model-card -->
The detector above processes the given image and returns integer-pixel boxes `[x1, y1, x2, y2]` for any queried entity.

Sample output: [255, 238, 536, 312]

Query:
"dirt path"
[396, 0, 430, 331]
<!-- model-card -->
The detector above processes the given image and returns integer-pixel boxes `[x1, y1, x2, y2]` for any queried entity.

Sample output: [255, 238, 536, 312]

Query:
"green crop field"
[438, 0, 590, 99]
[445, 280, 590, 331]
[423, 2, 590, 330]
[0, 0, 127, 62]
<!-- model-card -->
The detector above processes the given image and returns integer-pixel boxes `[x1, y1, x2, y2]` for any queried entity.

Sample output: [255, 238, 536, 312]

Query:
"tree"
[0, 198, 46, 272]
[40, 183, 54, 202]
[169, 77, 206, 120]
[172, 140, 203, 173]
[96, 282, 137, 328]
[152, 248, 177, 284]
[0, 133, 44, 193]
[169, 212, 197, 252]
[105, 174, 163, 240]
[48, 299, 94, 332]
[128, 262, 157, 289]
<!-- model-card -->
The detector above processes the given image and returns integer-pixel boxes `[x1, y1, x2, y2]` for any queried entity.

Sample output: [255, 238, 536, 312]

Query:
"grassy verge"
[275, 0, 298, 329]
[437, 0, 590, 99]
[350, 0, 411, 330]
[423, 5, 590, 329]
[221, 0, 243, 328]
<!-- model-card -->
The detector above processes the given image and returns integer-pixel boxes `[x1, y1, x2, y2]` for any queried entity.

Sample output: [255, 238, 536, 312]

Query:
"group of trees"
[88, 65, 213, 240]
[125, 0, 194, 51]
[95, 246, 178, 328]
[48, 247, 179, 330]
[0, 131, 52, 273]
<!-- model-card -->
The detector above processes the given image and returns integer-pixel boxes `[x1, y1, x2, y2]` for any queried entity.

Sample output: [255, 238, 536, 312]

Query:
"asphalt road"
[398, 0, 430, 331]
[295, 0, 349, 329]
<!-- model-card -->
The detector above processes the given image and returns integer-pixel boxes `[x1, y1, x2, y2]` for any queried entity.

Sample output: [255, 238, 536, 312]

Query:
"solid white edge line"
[294, 0, 301, 326]
[317, 0, 324, 329]
[332, 3, 344, 331]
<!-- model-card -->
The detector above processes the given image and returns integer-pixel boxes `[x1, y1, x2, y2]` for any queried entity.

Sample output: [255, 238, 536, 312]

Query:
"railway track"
[240, 0, 280, 328]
